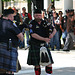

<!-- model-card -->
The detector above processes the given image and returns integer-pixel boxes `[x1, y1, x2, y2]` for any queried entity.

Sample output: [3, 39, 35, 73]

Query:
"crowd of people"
[42, 3, 75, 51]
[0, 3, 75, 75]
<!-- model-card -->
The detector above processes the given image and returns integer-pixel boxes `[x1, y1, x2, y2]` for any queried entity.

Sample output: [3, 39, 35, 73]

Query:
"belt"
[31, 41, 45, 46]
[0, 42, 17, 48]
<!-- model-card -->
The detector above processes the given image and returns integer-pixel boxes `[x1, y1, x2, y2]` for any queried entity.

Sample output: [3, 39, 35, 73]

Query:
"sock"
[45, 66, 52, 74]
[34, 67, 41, 75]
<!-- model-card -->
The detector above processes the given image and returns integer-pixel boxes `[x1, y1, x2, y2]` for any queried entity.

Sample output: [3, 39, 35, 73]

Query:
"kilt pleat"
[0, 43, 18, 72]
[27, 44, 40, 66]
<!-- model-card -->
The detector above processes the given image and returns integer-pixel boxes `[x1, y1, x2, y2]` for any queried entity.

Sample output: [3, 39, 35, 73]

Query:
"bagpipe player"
[27, 9, 56, 75]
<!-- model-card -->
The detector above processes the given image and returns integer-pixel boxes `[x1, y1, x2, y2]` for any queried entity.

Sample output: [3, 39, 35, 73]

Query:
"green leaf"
[51, 0, 54, 2]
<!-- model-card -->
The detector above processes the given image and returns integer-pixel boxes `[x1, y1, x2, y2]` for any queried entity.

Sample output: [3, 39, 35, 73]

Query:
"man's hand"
[49, 28, 56, 39]
[49, 34, 53, 39]
[44, 38, 50, 43]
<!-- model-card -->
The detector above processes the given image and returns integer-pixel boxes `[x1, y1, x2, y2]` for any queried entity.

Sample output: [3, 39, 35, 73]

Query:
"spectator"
[21, 7, 32, 48]
[50, 11, 60, 51]
[58, 11, 64, 49]
[63, 11, 75, 51]
[42, 9, 48, 21]
[62, 9, 70, 44]
[13, 8, 23, 26]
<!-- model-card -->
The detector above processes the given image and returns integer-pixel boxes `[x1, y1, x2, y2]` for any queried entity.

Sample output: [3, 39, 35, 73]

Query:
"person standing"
[56, 11, 64, 49]
[63, 12, 75, 51]
[0, 9, 24, 75]
[27, 9, 56, 75]
[21, 7, 32, 48]
[62, 9, 70, 44]
[13, 8, 23, 26]
[50, 11, 60, 51]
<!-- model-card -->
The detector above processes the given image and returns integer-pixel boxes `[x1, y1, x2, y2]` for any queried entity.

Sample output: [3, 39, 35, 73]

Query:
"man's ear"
[34, 14, 36, 18]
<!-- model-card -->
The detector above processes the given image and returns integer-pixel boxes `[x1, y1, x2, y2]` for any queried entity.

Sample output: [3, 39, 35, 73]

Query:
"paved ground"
[14, 49, 75, 75]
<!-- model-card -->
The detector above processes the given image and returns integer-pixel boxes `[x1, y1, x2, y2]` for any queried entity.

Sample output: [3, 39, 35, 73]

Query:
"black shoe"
[63, 50, 70, 52]
[51, 49, 54, 51]
[25, 47, 29, 50]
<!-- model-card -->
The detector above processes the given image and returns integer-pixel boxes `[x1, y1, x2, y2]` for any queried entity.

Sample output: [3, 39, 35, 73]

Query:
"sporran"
[40, 46, 51, 66]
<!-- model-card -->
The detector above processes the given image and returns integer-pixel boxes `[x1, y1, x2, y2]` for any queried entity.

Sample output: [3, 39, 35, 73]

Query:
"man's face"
[22, 8, 26, 13]
[8, 14, 14, 21]
[34, 14, 42, 22]
[66, 12, 70, 17]
[70, 16, 74, 21]
[53, 12, 57, 18]
[70, 12, 74, 16]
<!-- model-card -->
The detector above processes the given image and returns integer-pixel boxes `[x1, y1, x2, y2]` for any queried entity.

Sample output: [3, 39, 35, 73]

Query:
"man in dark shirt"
[20, 7, 32, 48]
[63, 12, 75, 51]
[62, 9, 70, 44]
[0, 9, 24, 75]
[27, 9, 56, 75]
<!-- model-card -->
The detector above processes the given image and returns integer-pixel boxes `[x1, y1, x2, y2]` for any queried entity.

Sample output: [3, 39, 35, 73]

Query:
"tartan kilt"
[27, 43, 54, 66]
[0, 43, 18, 72]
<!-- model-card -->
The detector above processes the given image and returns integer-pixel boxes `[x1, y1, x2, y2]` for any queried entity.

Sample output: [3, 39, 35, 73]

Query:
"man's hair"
[51, 6, 55, 10]
[22, 7, 26, 10]
[59, 11, 63, 14]
[65, 9, 70, 13]
[34, 9, 41, 14]
[3, 9, 14, 17]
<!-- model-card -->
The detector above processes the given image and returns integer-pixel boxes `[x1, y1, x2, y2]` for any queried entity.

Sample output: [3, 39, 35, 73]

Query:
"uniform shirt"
[29, 20, 54, 44]
[0, 19, 21, 47]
